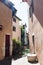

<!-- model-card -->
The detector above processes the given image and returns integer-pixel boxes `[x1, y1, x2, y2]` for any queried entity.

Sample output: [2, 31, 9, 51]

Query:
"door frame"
[5, 33, 11, 57]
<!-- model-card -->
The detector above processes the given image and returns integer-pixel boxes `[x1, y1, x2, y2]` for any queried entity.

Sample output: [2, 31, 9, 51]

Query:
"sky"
[9, 0, 29, 32]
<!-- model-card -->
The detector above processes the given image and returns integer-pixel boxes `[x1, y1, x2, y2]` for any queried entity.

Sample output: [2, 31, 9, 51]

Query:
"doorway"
[5, 35, 10, 57]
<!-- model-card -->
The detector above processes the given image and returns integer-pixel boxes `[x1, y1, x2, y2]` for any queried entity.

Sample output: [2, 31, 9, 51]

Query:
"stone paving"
[11, 56, 40, 65]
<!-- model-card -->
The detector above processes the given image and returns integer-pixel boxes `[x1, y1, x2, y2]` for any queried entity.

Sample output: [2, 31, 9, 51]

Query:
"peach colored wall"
[29, 14, 43, 65]
[33, 0, 43, 65]
[29, 0, 43, 65]
[0, 2, 12, 60]
[12, 17, 21, 41]
[32, 14, 43, 65]
[29, 17, 35, 53]
[33, 0, 43, 26]
[33, 15, 43, 65]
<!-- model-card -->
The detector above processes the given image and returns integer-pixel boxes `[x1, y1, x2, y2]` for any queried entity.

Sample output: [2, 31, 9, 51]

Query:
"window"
[13, 26, 16, 31]
[13, 18, 16, 22]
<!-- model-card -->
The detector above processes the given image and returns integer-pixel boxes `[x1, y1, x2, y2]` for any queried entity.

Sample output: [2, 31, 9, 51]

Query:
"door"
[5, 35, 10, 57]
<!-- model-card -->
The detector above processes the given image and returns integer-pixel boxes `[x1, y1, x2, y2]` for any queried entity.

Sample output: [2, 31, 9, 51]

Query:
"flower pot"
[27, 53, 37, 62]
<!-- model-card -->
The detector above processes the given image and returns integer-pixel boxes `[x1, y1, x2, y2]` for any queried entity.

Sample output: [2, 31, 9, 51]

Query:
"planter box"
[27, 53, 37, 62]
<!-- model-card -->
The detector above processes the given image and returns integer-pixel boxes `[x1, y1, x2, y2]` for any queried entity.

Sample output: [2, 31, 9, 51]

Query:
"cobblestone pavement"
[11, 56, 40, 65]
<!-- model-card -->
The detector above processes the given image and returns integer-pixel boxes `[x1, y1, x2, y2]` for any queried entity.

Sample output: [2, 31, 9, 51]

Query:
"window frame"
[13, 26, 16, 31]
[13, 18, 16, 23]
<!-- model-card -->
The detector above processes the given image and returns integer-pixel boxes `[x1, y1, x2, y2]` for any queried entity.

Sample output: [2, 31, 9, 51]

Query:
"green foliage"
[20, 25, 23, 29]
[12, 38, 16, 42]
[12, 38, 22, 46]
[21, 49, 30, 55]
[20, 25, 25, 37]
[17, 40, 22, 46]
[25, 49, 30, 53]
[12, 38, 17, 46]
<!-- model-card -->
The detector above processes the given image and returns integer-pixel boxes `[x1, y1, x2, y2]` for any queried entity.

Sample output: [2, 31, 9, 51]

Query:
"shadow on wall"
[33, 0, 43, 27]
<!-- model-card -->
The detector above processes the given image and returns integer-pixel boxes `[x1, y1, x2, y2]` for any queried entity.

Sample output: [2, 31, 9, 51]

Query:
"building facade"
[0, 0, 17, 60]
[0, 1, 12, 60]
[22, 0, 43, 65]
[12, 16, 21, 41]
[28, 0, 43, 65]
[22, 0, 34, 52]
[33, 0, 43, 65]
[22, 0, 31, 5]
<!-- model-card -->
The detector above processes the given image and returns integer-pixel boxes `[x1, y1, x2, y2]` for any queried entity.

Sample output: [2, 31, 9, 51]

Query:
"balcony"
[0, 25, 3, 31]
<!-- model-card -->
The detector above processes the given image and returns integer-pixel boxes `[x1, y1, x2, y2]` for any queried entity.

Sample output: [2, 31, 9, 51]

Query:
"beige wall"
[0, 2, 12, 60]
[29, 0, 43, 65]
[29, 16, 35, 53]
[12, 17, 21, 41]
[33, 14, 43, 65]
[33, 0, 43, 65]
[29, 14, 43, 65]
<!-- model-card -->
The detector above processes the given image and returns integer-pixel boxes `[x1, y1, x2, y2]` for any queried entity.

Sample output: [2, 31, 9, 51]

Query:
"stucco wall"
[29, 17, 34, 53]
[29, 13, 43, 65]
[33, 14, 43, 65]
[12, 17, 21, 41]
[29, 0, 43, 65]
[0, 2, 12, 60]
[33, 0, 43, 65]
